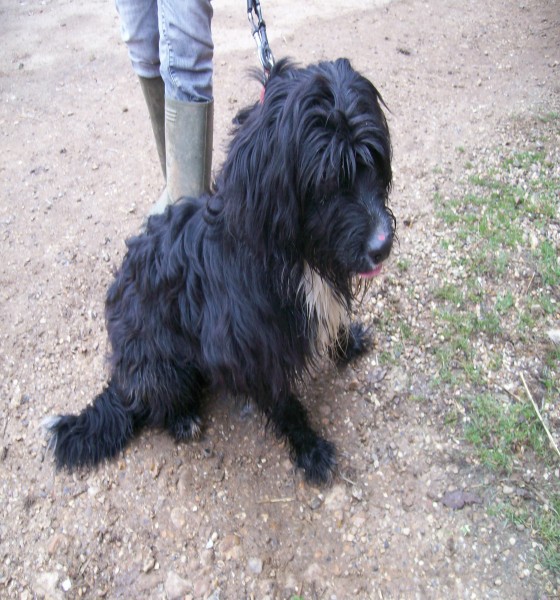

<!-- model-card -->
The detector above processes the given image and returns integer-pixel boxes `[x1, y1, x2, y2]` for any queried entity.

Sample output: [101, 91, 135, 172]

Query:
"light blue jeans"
[115, 0, 214, 102]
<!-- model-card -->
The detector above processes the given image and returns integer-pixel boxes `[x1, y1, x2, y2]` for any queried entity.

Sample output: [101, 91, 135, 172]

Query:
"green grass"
[544, 347, 560, 375]
[396, 258, 411, 273]
[537, 239, 560, 286]
[433, 283, 463, 305]
[536, 495, 560, 573]
[495, 291, 514, 315]
[432, 126, 559, 387]
[496, 497, 560, 574]
[465, 394, 548, 472]
[431, 115, 560, 576]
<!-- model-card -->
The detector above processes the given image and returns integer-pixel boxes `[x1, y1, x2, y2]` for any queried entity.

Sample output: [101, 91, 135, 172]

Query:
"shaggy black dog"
[45, 58, 394, 485]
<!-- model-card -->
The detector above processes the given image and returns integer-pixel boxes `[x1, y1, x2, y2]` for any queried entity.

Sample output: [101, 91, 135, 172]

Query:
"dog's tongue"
[359, 264, 383, 279]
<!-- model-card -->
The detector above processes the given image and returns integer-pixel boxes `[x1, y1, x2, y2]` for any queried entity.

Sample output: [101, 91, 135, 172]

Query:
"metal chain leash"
[247, 0, 275, 81]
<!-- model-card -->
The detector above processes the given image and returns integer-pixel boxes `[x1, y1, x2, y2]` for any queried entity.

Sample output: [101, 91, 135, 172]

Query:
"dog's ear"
[231, 102, 259, 127]
[331, 59, 392, 191]
[218, 72, 304, 258]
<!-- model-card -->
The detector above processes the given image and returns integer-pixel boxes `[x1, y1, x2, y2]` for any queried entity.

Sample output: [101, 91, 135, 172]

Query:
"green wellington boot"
[139, 76, 213, 216]
[150, 97, 214, 215]
[138, 76, 166, 179]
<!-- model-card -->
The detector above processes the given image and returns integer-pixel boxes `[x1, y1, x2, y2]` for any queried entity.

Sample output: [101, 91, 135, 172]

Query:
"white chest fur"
[299, 263, 349, 352]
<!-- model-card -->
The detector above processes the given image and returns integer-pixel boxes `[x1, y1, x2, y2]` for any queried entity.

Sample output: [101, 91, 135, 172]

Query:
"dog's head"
[219, 58, 394, 292]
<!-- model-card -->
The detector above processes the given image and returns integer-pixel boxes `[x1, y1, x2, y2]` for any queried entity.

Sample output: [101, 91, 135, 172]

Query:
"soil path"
[1, 0, 559, 598]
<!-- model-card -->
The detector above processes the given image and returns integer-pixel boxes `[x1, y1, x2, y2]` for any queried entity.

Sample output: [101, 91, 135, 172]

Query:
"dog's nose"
[367, 231, 392, 265]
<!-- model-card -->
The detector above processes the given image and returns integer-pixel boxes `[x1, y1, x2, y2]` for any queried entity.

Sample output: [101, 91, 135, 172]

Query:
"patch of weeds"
[504, 150, 548, 171]
[536, 239, 560, 287]
[472, 246, 510, 278]
[378, 349, 396, 366]
[487, 351, 504, 372]
[497, 502, 529, 528]
[535, 495, 560, 573]
[476, 310, 501, 336]
[494, 497, 560, 575]
[398, 321, 413, 341]
[518, 307, 537, 331]
[538, 111, 559, 123]
[444, 408, 460, 427]
[544, 346, 560, 374]
[435, 309, 473, 355]
[465, 394, 548, 473]
[495, 291, 514, 314]
[434, 283, 463, 306]
[431, 115, 560, 577]
[541, 347, 560, 412]
[432, 120, 559, 385]
[465, 190, 525, 250]
[433, 303, 503, 386]
[461, 361, 484, 387]
[537, 292, 558, 316]
[434, 348, 457, 385]
[396, 258, 410, 273]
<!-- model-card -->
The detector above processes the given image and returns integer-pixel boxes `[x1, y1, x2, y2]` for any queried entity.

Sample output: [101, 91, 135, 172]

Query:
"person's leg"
[115, 0, 214, 213]
[115, 0, 166, 179]
[156, 0, 214, 208]
[158, 0, 214, 102]
[115, 0, 161, 79]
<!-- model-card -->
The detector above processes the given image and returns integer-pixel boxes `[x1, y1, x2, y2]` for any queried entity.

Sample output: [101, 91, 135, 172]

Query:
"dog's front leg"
[332, 321, 371, 365]
[269, 393, 336, 486]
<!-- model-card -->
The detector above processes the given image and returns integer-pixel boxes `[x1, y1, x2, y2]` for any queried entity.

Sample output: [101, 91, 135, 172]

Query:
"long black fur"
[45, 58, 395, 485]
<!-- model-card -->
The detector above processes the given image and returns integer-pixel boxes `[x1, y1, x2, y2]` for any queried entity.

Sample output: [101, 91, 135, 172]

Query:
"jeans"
[115, 0, 214, 102]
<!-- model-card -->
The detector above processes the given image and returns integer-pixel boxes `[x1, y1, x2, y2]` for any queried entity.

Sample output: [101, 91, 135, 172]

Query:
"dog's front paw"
[333, 321, 371, 365]
[296, 436, 337, 486]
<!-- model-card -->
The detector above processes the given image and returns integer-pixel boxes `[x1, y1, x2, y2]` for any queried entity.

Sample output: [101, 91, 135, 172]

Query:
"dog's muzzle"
[359, 227, 393, 279]
[367, 229, 392, 265]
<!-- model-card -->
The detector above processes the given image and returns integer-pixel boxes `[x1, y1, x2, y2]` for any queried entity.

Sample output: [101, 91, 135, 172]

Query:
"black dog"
[45, 58, 394, 485]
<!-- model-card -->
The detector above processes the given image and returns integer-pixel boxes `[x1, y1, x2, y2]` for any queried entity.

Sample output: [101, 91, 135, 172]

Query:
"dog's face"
[221, 58, 394, 290]
[289, 60, 394, 285]
[303, 160, 394, 284]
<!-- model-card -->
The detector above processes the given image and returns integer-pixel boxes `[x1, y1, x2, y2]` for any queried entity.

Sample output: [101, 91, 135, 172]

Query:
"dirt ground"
[1, 0, 559, 598]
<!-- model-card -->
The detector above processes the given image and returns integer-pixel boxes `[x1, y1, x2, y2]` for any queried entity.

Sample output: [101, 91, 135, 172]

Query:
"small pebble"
[248, 557, 263, 574]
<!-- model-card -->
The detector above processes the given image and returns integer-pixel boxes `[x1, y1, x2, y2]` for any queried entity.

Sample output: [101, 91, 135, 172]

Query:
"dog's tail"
[43, 378, 137, 470]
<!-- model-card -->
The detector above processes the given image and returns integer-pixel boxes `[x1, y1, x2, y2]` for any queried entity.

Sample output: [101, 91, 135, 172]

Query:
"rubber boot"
[138, 76, 166, 179]
[150, 98, 214, 215]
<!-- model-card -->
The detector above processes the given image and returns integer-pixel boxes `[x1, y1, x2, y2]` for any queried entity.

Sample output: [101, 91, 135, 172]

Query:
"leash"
[247, 0, 275, 82]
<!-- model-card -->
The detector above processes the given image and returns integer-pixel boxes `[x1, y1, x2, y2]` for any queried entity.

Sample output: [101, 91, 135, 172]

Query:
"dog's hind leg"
[163, 364, 206, 443]
[269, 393, 336, 486]
[168, 410, 203, 442]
